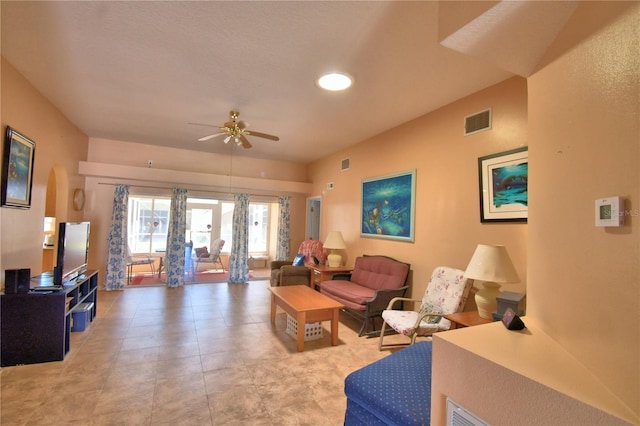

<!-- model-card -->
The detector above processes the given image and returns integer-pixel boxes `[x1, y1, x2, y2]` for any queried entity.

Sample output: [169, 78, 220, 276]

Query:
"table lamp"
[464, 244, 520, 319]
[324, 231, 346, 267]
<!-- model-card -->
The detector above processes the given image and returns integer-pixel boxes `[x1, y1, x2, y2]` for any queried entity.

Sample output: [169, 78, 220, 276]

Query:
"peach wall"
[433, 324, 634, 426]
[0, 58, 88, 280]
[528, 1, 639, 415]
[88, 138, 309, 182]
[431, 3, 639, 425]
[308, 76, 528, 301]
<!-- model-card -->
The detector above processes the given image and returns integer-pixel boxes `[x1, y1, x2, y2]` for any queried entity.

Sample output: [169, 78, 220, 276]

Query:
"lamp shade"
[464, 244, 520, 283]
[324, 231, 346, 267]
[323, 231, 346, 250]
[465, 244, 520, 319]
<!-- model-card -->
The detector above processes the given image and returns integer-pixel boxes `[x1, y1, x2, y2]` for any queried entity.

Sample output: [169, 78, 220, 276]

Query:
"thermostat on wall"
[595, 196, 624, 227]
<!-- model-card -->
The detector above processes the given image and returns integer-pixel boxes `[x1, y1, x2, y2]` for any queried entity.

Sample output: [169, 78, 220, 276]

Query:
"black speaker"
[4, 268, 30, 294]
[53, 265, 62, 285]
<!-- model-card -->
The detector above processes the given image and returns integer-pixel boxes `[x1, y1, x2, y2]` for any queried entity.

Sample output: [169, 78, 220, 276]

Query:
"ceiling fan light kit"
[196, 110, 279, 149]
[317, 72, 353, 91]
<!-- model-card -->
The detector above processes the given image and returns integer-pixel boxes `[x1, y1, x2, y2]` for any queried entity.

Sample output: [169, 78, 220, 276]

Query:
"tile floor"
[1, 279, 407, 425]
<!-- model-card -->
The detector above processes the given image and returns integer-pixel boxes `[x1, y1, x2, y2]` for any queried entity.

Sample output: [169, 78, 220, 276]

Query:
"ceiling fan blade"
[198, 132, 227, 142]
[188, 122, 223, 129]
[237, 120, 248, 130]
[244, 130, 279, 141]
[239, 134, 252, 149]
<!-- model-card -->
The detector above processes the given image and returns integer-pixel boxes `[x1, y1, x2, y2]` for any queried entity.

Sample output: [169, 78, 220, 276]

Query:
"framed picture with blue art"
[1, 126, 36, 209]
[361, 169, 416, 242]
[478, 147, 528, 222]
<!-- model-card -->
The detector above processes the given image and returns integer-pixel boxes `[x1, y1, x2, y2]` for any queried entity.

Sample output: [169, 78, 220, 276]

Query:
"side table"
[444, 311, 493, 329]
[310, 265, 352, 289]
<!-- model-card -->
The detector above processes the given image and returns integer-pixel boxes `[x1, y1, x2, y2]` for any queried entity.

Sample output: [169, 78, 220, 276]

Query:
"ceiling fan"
[193, 110, 279, 149]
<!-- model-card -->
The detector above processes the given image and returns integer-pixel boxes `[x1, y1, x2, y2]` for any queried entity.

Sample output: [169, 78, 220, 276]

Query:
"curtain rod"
[97, 182, 282, 200]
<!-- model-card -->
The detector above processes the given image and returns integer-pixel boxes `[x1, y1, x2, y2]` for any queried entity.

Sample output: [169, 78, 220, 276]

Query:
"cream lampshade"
[324, 231, 346, 267]
[464, 244, 520, 319]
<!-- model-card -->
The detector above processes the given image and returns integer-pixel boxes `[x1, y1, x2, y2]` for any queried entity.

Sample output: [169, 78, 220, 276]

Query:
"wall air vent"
[446, 398, 489, 426]
[341, 158, 350, 171]
[464, 108, 492, 136]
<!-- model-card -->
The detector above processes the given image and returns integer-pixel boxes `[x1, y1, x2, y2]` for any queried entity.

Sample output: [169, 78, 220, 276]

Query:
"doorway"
[306, 196, 321, 240]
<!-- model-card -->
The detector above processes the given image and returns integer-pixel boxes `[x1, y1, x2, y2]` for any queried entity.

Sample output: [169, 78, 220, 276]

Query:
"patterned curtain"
[165, 188, 188, 288]
[276, 196, 291, 261]
[228, 193, 249, 284]
[105, 184, 129, 290]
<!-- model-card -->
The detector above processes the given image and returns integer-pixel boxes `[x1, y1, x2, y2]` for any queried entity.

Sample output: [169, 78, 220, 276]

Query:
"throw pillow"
[419, 302, 442, 324]
[292, 254, 305, 266]
[195, 247, 209, 258]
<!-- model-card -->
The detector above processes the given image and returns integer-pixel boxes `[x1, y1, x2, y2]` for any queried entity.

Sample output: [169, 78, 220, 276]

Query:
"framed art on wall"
[1, 126, 36, 209]
[478, 147, 528, 222]
[361, 169, 416, 242]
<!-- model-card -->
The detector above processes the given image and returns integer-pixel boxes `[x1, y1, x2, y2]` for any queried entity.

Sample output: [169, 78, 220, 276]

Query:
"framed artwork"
[361, 169, 416, 242]
[478, 147, 528, 222]
[1, 126, 36, 209]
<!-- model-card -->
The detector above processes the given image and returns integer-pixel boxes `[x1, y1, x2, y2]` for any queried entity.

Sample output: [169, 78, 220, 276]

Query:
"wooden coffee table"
[269, 285, 344, 352]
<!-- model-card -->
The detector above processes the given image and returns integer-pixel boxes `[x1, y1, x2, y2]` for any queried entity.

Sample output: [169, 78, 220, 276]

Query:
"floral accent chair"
[378, 266, 473, 350]
[269, 239, 327, 287]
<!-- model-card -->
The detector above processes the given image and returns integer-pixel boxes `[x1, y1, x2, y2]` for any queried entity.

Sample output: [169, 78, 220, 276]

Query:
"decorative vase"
[475, 282, 502, 319]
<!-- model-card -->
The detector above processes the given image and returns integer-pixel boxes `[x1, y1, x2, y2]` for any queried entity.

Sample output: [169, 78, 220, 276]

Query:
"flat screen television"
[54, 221, 90, 284]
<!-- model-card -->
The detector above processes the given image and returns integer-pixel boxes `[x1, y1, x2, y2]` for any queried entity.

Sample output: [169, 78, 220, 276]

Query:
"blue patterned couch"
[344, 341, 432, 425]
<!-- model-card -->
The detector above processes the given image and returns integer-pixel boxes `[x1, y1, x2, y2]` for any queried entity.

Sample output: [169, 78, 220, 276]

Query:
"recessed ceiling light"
[317, 72, 353, 91]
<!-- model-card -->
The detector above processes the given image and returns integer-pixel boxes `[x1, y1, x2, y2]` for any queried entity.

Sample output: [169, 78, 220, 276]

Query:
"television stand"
[1, 269, 98, 366]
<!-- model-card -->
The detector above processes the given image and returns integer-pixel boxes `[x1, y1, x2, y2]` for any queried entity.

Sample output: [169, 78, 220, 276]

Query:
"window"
[219, 202, 270, 254]
[128, 196, 171, 253]
[128, 196, 273, 256]
[219, 202, 234, 251]
[248, 203, 269, 253]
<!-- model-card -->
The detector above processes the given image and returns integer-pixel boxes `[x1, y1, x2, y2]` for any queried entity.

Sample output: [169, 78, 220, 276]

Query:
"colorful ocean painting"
[361, 170, 415, 241]
[479, 147, 528, 222]
[2, 127, 35, 208]
[490, 161, 528, 208]
[6, 140, 32, 201]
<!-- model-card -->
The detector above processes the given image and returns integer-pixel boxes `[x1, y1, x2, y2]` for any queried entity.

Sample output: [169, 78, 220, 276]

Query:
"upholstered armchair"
[270, 239, 327, 287]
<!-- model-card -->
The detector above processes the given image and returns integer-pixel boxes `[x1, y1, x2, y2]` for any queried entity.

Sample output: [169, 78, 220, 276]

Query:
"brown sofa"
[319, 255, 410, 336]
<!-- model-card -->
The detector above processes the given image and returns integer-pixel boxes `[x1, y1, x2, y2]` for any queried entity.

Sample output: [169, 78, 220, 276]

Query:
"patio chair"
[126, 245, 156, 284]
[193, 238, 225, 272]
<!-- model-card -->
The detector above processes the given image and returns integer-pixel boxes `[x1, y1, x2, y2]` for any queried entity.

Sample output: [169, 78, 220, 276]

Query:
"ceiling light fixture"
[317, 72, 353, 91]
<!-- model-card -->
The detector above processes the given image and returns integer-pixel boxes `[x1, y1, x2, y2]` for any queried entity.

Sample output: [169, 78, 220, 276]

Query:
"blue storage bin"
[71, 302, 93, 332]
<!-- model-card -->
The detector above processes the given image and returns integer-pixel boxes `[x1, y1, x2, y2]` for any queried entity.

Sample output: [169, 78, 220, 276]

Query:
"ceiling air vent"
[341, 158, 350, 171]
[464, 108, 492, 136]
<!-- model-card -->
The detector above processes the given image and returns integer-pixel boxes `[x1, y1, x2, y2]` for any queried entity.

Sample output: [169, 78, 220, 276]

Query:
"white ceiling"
[1, 1, 575, 164]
